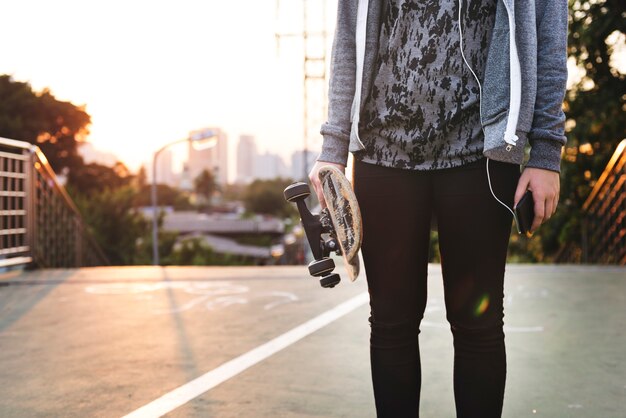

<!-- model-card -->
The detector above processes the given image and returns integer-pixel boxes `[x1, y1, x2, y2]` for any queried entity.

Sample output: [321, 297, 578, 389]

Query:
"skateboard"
[284, 165, 362, 288]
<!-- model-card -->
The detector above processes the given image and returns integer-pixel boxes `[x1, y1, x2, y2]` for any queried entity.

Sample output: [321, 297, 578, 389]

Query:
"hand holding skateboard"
[284, 165, 363, 288]
[307, 161, 344, 209]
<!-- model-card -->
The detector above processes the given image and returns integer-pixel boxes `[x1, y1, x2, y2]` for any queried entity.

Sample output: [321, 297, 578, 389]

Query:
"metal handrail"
[580, 139, 625, 264]
[0, 136, 109, 268]
[31, 145, 84, 216]
[582, 139, 626, 211]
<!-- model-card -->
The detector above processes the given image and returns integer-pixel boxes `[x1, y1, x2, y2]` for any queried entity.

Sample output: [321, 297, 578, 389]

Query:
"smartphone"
[515, 190, 535, 236]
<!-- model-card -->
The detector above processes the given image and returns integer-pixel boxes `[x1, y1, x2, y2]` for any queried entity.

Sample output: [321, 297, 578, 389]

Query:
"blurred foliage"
[70, 179, 194, 265]
[428, 231, 441, 263]
[512, 0, 625, 262]
[3, 0, 622, 266]
[222, 183, 245, 201]
[234, 234, 275, 248]
[71, 185, 149, 265]
[68, 161, 133, 196]
[65, 158, 191, 265]
[135, 165, 148, 189]
[194, 168, 218, 207]
[133, 228, 179, 266]
[507, 232, 546, 263]
[134, 184, 192, 210]
[243, 178, 297, 218]
[0, 75, 89, 173]
[168, 237, 255, 266]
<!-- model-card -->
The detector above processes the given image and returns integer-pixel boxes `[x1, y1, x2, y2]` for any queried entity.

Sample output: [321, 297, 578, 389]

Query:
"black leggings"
[353, 157, 520, 418]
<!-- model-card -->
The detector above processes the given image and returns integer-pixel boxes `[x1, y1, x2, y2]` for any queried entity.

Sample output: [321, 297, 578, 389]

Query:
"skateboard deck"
[318, 165, 362, 281]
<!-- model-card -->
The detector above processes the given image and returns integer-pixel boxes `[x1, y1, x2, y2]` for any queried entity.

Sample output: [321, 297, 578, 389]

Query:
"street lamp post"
[151, 129, 218, 265]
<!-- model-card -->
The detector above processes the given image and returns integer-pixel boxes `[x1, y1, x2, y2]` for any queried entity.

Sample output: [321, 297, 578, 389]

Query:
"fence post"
[24, 147, 36, 267]
[581, 216, 588, 264]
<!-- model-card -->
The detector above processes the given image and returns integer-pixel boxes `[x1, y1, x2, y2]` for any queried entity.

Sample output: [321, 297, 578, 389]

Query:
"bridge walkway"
[0, 265, 624, 417]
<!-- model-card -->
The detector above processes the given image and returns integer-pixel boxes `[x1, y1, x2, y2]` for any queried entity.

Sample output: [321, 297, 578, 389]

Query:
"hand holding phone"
[514, 190, 535, 237]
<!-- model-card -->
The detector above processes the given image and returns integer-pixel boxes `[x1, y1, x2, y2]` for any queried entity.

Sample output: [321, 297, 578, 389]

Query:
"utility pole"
[275, 0, 330, 181]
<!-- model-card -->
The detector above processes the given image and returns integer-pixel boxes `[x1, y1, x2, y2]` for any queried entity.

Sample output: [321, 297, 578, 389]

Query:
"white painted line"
[122, 292, 369, 418]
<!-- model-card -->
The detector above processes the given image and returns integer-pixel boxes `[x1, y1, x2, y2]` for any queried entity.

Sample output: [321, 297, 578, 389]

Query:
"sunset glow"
[1, 0, 335, 181]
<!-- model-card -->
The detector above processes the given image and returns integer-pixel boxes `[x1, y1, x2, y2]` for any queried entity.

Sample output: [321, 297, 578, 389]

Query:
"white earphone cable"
[458, 0, 520, 233]
[458, 0, 484, 124]
[486, 158, 521, 233]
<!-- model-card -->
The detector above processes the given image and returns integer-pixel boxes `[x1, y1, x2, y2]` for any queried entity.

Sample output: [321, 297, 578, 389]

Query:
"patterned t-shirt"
[357, 0, 497, 170]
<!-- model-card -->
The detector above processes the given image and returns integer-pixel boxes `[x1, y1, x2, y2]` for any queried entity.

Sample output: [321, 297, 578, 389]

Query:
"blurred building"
[236, 135, 290, 183]
[237, 135, 257, 184]
[178, 163, 193, 192]
[187, 127, 228, 185]
[256, 152, 289, 180]
[291, 149, 317, 181]
[78, 142, 118, 167]
[155, 148, 176, 187]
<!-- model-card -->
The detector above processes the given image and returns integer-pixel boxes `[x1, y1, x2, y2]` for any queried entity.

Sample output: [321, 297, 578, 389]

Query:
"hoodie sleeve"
[526, 0, 569, 173]
[317, 0, 358, 166]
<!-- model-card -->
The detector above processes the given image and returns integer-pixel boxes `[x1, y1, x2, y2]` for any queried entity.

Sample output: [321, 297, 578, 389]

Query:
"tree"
[566, 0, 625, 153]
[243, 178, 296, 218]
[73, 185, 150, 265]
[134, 184, 192, 210]
[222, 183, 245, 201]
[0, 75, 90, 173]
[533, 0, 625, 259]
[133, 226, 179, 266]
[194, 169, 217, 204]
[67, 161, 133, 197]
[135, 165, 148, 189]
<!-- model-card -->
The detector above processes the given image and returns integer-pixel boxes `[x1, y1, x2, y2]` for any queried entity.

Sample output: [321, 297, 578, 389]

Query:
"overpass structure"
[1, 264, 624, 417]
[162, 212, 284, 236]
[1, 135, 625, 416]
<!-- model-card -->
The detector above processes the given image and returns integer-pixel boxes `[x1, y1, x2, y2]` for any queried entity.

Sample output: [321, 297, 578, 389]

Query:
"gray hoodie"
[318, 0, 568, 173]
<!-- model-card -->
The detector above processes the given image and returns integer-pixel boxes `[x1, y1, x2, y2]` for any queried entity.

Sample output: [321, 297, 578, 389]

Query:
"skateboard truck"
[284, 182, 342, 288]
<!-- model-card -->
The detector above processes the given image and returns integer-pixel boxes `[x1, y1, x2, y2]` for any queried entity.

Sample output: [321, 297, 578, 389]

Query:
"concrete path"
[0, 264, 624, 417]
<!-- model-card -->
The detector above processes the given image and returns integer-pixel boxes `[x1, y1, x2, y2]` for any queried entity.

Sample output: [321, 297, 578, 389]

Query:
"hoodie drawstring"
[458, 0, 521, 232]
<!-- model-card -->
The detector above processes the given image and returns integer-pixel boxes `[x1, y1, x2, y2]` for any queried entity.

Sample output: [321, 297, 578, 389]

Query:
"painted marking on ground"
[85, 281, 300, 313]
[121, 291, 370, 418]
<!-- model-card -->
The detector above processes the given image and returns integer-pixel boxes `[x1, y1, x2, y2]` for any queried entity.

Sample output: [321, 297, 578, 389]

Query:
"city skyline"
[82, 131, 315, 186]
[0, 0, 337, 178]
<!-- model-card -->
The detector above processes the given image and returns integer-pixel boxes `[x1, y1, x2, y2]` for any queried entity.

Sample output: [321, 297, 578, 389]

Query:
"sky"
[2, 1, 624, 182]
[0, 0, 335, 181]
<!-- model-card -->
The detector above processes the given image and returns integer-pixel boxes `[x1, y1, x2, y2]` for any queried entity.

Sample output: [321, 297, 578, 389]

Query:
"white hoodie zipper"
[502, 0, 522, 149]
[349, 0, 369, 150]
[458, 0, 521, 231]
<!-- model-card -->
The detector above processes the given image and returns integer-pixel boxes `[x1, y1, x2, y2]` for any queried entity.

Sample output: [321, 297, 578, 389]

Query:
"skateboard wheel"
[284, 182, 310, 202]
[320, 273, 341, 288]
[308, 257, 335, 277]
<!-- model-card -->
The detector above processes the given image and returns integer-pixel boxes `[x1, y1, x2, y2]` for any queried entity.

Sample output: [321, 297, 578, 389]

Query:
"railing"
[0, 137, 109, 269]
[581, 139, 626, 264]
[557, 139, 626, 265]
